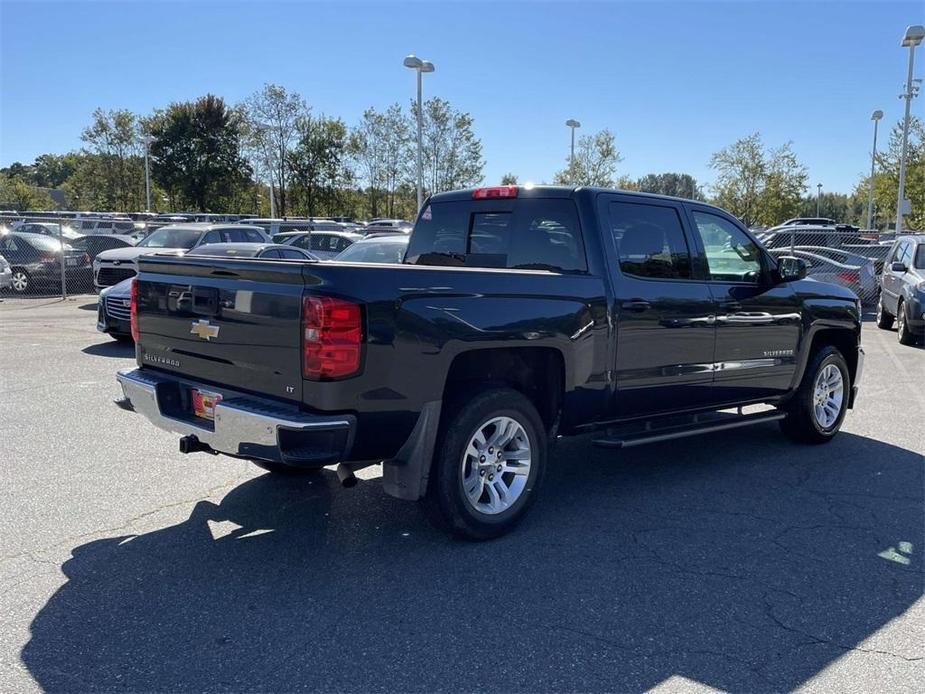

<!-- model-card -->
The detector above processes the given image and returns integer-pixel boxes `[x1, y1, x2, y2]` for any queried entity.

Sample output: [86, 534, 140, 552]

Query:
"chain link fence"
[757, 226, 894, 306]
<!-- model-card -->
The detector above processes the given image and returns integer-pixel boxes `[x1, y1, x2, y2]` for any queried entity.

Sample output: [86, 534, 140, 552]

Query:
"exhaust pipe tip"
[336, 463, 358, 488]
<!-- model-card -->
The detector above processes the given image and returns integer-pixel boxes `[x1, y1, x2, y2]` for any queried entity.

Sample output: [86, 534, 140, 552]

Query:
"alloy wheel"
[812, 363, 844, 430]
[460, 416, 532, 515]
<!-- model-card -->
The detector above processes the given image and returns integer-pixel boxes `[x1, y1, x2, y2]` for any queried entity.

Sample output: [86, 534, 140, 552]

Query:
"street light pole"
[142, 135, 153, 212]
[866, 110, 883, 230]
[896, 24, 924, 233]
[404, 55, 435, 211]
[565, 119, 581, 184]
[816, 183, 822, 216]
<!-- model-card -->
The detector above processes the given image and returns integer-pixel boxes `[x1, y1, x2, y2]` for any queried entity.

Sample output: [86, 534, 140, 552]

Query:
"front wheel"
[875, 294, 894, 330]
[896, 299, 919, 346]
[779, 346, 850, 444]
[424, 388, 546, 540]
[10, 269, 30, 293]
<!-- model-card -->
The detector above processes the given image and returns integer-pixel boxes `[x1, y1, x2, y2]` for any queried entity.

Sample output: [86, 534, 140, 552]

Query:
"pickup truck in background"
[117, 186, 864, 539]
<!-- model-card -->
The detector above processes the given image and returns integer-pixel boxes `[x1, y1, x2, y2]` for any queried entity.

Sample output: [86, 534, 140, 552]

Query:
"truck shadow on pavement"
[22, 427, 924, 692]
[81, 340, 135, 358]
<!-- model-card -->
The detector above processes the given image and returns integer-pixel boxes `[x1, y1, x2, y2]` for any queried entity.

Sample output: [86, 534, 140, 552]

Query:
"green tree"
[289, 114, 352, 217]
[636, 172, 703, 199]
[244, 84, 306, 216]
[553, 129, 622, 187]
[500, 173, 518, 185]
[81, 108, 144, 210]
[147, 95, 251, 211]
[867, 118, 924, 230]
[0, 174, 55, 210]
[709, 133, 807, 227]
[413, 97, 485, 195]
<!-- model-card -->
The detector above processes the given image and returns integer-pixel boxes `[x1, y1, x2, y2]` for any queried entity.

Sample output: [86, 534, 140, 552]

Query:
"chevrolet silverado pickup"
[117, 186, 864, 539]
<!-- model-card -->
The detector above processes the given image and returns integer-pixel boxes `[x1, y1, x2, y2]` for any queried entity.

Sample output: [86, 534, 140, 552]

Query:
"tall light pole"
[142, 134, 153, 212]
[404, 54, 435, 211]
[816, 183, 822, 216]
[866, 110, 883, 230]
[896, 24, 924, 233]
[565, 119, 581, 184]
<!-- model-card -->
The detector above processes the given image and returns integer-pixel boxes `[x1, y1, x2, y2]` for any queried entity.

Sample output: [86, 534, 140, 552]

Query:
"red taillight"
[82, 253, 90, 263]
[836, 271, 859, 283]
[472, 186, 518, 199]
[302, 295, 362, 380]
[130, 278, 139, 341]
[40, 253, 57, 263]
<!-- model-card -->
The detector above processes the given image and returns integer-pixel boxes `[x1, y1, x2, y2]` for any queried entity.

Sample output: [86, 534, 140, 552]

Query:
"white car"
[93, 223, 269, 290]
[0, 254, 11, 291]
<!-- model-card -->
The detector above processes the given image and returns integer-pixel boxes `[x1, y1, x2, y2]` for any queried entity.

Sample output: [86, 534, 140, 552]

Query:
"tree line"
[1, 87, 921, 229]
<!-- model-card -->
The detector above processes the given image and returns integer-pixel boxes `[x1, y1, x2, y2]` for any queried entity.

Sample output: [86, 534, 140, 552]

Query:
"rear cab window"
[406, 197, 587, 273]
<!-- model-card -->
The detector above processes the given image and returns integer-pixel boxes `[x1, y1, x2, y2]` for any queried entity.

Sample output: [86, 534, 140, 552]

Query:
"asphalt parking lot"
[0, 295, 922, 693]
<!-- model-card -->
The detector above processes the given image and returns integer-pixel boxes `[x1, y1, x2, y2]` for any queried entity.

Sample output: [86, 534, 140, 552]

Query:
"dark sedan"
[69, 234, 136, 261]
[97, 276, 134, 340]
[0, 232, 92, 294]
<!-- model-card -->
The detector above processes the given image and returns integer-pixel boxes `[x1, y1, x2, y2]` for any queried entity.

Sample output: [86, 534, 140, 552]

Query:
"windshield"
[137, 228, 202, 249]
[336, 240, 407, 264]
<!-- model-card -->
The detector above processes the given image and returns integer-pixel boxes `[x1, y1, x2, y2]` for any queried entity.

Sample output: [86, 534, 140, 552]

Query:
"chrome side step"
[591, 410, 786, 449]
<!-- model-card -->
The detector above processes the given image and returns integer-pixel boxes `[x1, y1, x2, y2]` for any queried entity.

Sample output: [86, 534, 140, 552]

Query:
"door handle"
[621, 299, 651, 312]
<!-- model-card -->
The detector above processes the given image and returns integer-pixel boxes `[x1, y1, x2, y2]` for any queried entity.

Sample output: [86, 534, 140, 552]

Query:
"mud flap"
[381, 400, 442, 501]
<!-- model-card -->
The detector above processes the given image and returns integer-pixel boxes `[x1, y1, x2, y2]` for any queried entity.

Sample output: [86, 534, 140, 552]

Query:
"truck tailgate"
[134, 255, 306, 402]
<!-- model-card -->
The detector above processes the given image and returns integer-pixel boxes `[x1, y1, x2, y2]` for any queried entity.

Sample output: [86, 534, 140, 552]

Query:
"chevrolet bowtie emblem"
[190, 319, 220, 341]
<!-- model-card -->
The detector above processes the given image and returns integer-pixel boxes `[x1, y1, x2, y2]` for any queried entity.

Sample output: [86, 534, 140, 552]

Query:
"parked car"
[97, 277, 134, 341]
[333, 234, 409, 264]
[280, 231, 362, 259]
[0, 232, 92, 293]
[240, 218, 313, 236]
[10, 222, 83, 241]
[69, 218, 137, 236]
[767, 247, 877, 302]
[761, 225, 863, 250]
[778, 217, 837, 227]
[187, 243, 318, 261]
[69, 234, 137, 260]
[0, 254, 11, 291]
[367, 218, 412, 231]
[119, 185, 863, 539]
[876, 235, 925, 345]
[363, 225, 412, 237]
[93, 223, 270, 290]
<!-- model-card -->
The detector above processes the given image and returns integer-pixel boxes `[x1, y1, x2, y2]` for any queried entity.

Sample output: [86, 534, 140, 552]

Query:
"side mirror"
[778, 256, 807, 282]
[890, 261, 907, 273]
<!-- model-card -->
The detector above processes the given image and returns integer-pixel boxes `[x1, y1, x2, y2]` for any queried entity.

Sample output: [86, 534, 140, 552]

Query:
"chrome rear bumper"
[116, 368, 354, 466]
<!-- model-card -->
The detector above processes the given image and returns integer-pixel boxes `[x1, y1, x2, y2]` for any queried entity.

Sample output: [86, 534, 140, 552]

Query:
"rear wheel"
[875, 294, 894, 330]
[896, 299, 918, 346]
[780, 346, 849, 444]
[10, 269, 29, 293]
[424, 387, 546, 540]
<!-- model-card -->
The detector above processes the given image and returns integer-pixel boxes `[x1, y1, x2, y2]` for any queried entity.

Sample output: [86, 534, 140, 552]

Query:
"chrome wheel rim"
[460, 415, 531, 515]
[813, 364, 844, 430]
[11, 272, 27, 292]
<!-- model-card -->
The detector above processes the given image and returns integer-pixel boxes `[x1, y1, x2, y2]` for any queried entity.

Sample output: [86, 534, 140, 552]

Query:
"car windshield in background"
[25, 235, 68, 252]
[137, 228, 202, 249]
[336, 239, 408, 264]
[189, 246, 260, 257]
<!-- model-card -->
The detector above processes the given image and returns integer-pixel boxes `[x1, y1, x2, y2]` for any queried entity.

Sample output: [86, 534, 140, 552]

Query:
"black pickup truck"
[117, 186, 864, 539]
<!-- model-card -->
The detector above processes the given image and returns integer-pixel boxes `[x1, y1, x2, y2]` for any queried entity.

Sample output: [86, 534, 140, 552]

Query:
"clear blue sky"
[1, 1, 922, 194]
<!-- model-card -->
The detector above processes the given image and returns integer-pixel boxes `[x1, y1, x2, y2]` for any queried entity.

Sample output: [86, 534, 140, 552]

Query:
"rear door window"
[610, 202, 692, 280]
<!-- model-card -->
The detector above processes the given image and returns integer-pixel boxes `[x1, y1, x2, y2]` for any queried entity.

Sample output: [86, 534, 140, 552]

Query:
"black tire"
[10, 268, 30, 294]
[423, 387, 546, 540]
[896, 299, 918, 346]
[779, 345, 850, 444]
[875, 294, 894, 330]
[251, 460, 323, 475]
